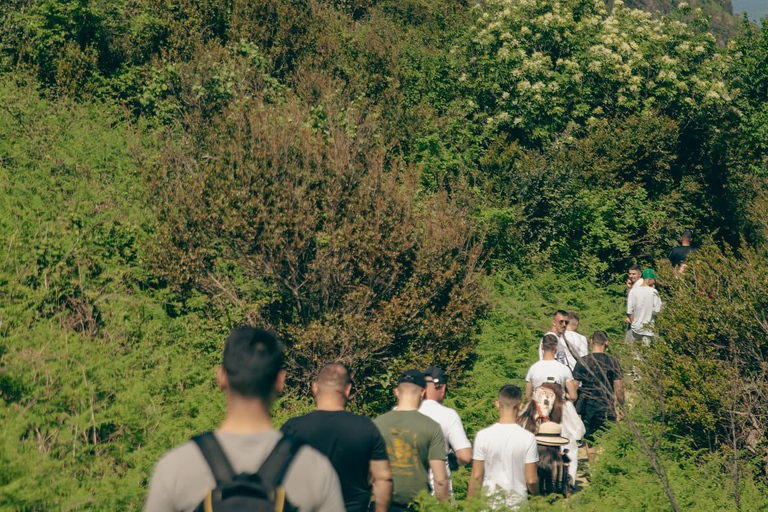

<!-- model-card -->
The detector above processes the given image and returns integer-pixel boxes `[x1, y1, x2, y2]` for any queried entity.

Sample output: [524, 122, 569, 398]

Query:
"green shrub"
[645, 243, 768, 451]
[147, 92, 490, 412]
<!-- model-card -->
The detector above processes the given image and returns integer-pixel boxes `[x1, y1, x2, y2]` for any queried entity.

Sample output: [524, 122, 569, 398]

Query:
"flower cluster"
[461, 0, 733, 145]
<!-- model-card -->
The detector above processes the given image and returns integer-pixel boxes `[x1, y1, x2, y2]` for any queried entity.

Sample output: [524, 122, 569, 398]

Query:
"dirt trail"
[574, 446, 590, 490]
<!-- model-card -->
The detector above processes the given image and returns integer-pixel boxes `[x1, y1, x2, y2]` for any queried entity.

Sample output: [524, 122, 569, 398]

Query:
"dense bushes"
[647, 243, 768, 452]
[2, 0, 768, 509]
[3, 0, 762, 278]
[434, 0, 756, 276]
[0, 81, 167, 511]
[148, 93, 489, 409]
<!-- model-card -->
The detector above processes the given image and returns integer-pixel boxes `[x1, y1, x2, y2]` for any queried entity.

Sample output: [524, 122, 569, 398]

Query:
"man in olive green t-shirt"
[374, 369, 448, 511]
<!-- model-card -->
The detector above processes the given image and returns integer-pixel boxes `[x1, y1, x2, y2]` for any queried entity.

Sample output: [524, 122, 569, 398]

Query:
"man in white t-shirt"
[538, 310, 570, 365]
[627, 268, 663, 346]
[420, 366, 472, 497]
[527, 334, 579, 402]
[562, 312, 589, 371]
[625, 265, 644, 342]
[468, 384, 538, 510]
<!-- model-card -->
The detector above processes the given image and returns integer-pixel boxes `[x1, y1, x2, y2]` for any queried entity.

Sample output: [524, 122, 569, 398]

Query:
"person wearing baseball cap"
[627, 269, 662, 346]
[374, 370, 449, 510]
[419, 366, 472, 499]
[641, 268, 659, 281]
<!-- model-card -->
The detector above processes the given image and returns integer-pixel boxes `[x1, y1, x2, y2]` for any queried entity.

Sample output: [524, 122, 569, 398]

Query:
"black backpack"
[191, 432, 304, 512]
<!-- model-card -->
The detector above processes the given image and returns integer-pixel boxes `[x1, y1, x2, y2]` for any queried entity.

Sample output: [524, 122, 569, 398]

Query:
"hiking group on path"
[144, 232, 696, 512]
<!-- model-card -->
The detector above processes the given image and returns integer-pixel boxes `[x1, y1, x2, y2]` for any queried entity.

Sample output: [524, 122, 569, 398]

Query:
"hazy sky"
[731, 0, 767, 24]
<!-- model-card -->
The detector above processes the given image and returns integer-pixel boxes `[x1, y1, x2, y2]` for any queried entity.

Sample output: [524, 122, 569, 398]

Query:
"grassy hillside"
[1, 0, 768, 510]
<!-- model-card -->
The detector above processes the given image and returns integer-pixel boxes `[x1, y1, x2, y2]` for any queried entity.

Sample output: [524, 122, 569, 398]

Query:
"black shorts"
[583, 402, 616, 441]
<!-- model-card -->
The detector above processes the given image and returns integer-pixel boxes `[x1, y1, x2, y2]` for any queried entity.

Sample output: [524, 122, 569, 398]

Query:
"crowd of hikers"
[144, 232, 696, 512]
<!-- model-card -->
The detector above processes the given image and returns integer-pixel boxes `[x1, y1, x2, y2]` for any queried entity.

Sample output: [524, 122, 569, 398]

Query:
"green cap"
[642, 268, 659, 280]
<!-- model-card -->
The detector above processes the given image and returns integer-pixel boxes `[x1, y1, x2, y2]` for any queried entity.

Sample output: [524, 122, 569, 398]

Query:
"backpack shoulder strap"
[257, 434, 305, 490]
[192, 432, 236, 486]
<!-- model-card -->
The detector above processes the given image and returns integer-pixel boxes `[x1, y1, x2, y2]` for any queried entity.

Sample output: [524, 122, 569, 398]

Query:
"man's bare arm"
[369, 459, 392, 512]
[565, 379, 579, 402]
[614, 379, 625, 406]
[454, 447, 472, 466]
[467, 459, 485, 498]
[525, 462, 539, 496]
[429, 459, 449, 501]
[525, 381, 533, 402]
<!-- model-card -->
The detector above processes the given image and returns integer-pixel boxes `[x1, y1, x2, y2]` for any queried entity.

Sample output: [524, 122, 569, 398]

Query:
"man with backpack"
[282, 363, 392, 512]
[144, 326, 345, 512]
[562, 312, 589, 371]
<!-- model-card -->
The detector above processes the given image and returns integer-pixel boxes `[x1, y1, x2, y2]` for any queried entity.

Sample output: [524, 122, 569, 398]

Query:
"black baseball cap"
[423, 366, 448, 386]
[398, 369, 426, 388]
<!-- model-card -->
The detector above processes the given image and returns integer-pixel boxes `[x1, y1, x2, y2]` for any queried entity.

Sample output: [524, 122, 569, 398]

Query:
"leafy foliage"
[646, 243, 768, 451]
[1, 0, 768, 509]
[463, 0, 727, 146]
[148, 92, 490, 410]
[438, 0, 755, 276]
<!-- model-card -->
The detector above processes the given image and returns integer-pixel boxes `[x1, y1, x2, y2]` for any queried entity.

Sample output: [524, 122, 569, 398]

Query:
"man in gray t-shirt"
[144, 327, 344, 512]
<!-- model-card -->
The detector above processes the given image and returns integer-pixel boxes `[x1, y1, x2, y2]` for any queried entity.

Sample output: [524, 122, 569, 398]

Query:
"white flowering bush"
[461, 0, 733, 146]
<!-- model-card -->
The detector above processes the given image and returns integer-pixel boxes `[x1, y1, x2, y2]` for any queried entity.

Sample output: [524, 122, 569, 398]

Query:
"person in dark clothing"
[668, 229, 697, 275]
[282, 363, 392, 512]
[572, 331, 624, 462]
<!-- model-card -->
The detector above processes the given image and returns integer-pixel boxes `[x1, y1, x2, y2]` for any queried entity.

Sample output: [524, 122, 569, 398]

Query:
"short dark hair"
[629, 264, 642, 272]
[498, 384, 522, 408]
[682, 229, 693, 240]
[591, 331, 609, 345]
[223, 326, 284, 400]
[542, 334, 559, 352]
[316, 363, 351, 390]
[553, 310, 568, 318]
[567, 312, 580, 323]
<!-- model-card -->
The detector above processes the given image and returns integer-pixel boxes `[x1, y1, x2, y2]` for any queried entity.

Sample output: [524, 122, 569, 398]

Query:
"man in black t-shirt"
[572, 331, 624, 462]
[668, 229, 697, 275]
[282, 363, 392, 512]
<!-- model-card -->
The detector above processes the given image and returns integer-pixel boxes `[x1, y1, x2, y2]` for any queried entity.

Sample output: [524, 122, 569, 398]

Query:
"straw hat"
[535, 421, 570, 446]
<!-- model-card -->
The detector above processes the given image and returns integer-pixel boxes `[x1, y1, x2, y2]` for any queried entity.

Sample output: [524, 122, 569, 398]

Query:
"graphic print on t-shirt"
[389, 428, 419, 472]
[374, 409, 446, 505]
